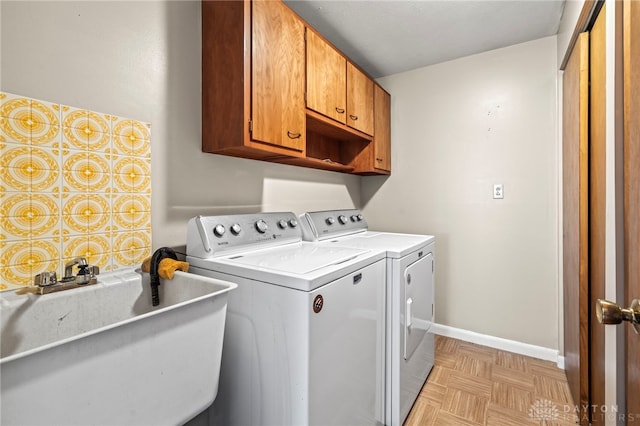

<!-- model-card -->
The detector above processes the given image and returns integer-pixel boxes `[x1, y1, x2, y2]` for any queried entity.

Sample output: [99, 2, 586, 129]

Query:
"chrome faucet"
[63, 257, 89, 282]
[27, 257, 100, 295]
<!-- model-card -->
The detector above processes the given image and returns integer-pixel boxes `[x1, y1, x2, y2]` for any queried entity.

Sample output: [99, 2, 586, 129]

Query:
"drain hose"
[149, 247, 178, 306]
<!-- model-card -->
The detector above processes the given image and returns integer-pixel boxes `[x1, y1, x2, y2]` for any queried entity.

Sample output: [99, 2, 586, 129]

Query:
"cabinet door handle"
[287, 131, 302, 139]
[349, 114, 358, 120]
[376, 157, 384, 162]
[335, 107, 345, 114]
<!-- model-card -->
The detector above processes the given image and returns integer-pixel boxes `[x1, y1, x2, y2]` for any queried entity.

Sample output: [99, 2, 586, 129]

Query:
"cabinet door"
[306, 29, 346, 124]
[346, 63, 374, 136]
[252, 0, 305, 151]
[373, 85, 391, 171]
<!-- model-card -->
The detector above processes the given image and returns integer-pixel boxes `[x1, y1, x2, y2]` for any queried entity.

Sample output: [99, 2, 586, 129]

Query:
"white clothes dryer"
[186, 212, 386, 426]
[300, 209, 435, 426]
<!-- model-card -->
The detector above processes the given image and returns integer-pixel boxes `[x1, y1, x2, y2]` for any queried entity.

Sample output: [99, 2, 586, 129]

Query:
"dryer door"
[404, 253, 434, 360]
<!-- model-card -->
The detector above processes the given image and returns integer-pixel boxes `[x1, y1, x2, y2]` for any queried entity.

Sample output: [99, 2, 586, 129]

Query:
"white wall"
[2, 0, 563, 352]
[0, 1, 361, 250]
[364, 36, 559, 349]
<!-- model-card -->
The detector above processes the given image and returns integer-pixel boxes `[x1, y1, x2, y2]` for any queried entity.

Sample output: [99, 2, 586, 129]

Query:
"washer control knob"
[277, 219, 287, 229]
[351, 215, 358, 222]
[213, 224, 226, 237]
[338, 215, 348, 225]
[326, 217, 335, 225]
[288, 218, 298, 228]
[255, 219, 268, 234]
[230, 223, 242, 235]
[357, 214, 364, 221]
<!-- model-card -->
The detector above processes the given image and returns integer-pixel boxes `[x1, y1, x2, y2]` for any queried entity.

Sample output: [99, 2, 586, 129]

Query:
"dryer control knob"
[351, 215, 358, 222]
[230, 223, 242, 235]
[255, 219, 268, 233]
[338, 215, 348, 225]
[277, 219, 287, 229]
[357, 214, 364, 221]
[326, 217, 335, 225]
[288, 219, 298, 228]
[213, 224, 226, 237]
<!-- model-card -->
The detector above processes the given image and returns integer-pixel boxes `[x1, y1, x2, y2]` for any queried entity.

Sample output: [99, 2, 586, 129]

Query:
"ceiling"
[284, 0, 567, 78]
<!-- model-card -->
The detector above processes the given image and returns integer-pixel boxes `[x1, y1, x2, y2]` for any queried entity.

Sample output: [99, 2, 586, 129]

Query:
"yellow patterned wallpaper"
[0, 92, 152, 291]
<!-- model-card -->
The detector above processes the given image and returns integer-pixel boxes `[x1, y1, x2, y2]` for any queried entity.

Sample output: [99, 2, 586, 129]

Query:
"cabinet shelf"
[306, 109, 373, 145]
[273, 156, 355, 173]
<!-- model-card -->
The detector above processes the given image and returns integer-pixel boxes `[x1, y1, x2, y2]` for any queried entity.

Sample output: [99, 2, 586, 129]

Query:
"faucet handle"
[76, 264, 91, 284]
[74, 264, 100, 285]
[34, 271, 57, 287]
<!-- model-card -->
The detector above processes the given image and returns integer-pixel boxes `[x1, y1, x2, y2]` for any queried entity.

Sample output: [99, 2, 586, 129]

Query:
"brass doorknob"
[595, 299, 640, 334]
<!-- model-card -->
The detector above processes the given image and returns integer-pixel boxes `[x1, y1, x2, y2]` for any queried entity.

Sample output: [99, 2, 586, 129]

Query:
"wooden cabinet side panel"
[374, 85, 391, 172]
[252, 0, 305, 153]
[346, 63, 374, 136]
[202, 1, 248, 152]
[306, 29, 347, 124]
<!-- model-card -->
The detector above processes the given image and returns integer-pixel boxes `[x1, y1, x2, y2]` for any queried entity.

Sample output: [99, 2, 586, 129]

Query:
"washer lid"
[323, 232, 435, 258]
[226, 244, 369, 274]
[188, 242, 385, 291]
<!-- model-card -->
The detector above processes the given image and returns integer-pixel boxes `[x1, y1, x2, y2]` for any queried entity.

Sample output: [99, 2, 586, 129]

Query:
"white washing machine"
[186, 212, 386, 426]
[300, 209, 435, 426]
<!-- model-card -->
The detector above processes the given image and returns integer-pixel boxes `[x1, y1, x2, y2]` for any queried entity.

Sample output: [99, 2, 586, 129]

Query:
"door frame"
[623, 0, 640, 418]
[589, 6, 607, 424]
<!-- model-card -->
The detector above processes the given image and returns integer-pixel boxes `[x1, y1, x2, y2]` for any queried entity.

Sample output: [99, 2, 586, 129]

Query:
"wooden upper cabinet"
[252, 0, 305, 151]
[373, 85, 391, 172]
[202, 0, 389, 174]
[306, 29, 347, 124]
[346, 63, 374, 136]
[202, 0, 305, 159]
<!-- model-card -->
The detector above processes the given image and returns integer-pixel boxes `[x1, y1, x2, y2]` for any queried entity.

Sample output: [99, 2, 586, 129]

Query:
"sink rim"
[0, 269, 237, 364]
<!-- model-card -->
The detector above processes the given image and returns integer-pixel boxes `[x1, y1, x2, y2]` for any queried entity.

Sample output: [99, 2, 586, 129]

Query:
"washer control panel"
[187, 212, 301, 258]
[300, 209, 368, 241]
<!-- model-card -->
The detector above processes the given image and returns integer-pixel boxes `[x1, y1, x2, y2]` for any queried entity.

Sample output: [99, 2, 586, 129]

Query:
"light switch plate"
[493, 184, 504, 199]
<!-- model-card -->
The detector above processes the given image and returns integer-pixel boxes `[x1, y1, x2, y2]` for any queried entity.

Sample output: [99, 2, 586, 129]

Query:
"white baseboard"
[432, 323, 562, 367]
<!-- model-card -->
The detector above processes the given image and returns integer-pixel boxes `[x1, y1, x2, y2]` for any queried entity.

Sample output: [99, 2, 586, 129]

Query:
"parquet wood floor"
[404, 335, 580, 425]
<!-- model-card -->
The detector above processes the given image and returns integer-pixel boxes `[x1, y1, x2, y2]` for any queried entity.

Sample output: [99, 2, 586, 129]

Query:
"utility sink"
[0, 269, 237, 426]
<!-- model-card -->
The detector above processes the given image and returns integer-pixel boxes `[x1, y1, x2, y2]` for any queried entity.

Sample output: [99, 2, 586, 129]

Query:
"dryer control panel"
[301, 209, 368, 241]
[187, 212, 301, 258]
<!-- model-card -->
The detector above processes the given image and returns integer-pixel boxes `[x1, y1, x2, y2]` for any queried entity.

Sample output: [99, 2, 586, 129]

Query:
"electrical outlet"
[493, 184, 504, 199]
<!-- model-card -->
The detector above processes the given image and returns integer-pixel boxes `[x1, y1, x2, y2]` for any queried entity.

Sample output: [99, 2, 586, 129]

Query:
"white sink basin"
[0, 269, 236, 426]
